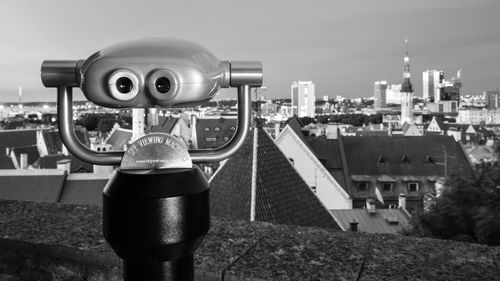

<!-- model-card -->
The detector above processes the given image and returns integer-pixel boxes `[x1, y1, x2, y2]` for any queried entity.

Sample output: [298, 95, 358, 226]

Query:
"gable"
[210, 127, 340, 229]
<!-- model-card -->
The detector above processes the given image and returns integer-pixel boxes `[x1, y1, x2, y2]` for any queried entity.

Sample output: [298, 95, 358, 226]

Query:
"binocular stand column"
[103, 167, 210, 281]
[124, 255, 194, 280]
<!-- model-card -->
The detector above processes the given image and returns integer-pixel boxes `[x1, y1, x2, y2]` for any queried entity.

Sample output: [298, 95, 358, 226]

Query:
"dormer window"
[382, 182, 393, 192]
[204, 127, 210, 132]
[358, 182, 369, 192]
[214, 127, 220, 131]
[230, 126, 236, 131]
[408, 182, 419, 192]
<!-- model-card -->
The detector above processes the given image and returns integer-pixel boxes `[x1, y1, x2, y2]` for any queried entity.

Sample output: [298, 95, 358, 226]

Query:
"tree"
[402, 162, 500, 245]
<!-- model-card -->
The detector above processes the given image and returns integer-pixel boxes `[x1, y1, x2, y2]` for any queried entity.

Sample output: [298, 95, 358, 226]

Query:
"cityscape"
[1, 1, 500, 280]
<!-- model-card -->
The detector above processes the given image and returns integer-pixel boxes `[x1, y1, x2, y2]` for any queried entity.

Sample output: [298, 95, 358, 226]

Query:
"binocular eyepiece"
[42, 38, 262, 108]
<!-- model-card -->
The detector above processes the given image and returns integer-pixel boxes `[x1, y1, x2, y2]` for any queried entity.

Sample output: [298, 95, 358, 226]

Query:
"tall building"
[422, 70, 443, 101]
[400, 38, 413, 125]
[374, 81, 387, 109]
[484, 88, 500, 108]
[291, 81, 316, 118]
[386, 84, 402, 104]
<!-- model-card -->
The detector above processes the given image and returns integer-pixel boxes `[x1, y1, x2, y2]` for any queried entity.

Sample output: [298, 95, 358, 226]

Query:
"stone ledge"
[0, 199, 499, 280]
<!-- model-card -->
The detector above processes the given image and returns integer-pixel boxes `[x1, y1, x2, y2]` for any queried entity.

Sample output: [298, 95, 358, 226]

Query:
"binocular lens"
[116, 77, 134, 94]
[155, 77, 171, 94]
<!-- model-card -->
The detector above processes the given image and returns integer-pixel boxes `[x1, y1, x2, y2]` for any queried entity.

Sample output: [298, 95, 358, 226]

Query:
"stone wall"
[0, 200, 499, 280]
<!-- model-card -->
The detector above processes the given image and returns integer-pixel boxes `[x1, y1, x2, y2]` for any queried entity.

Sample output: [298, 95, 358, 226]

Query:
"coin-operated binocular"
[41, 38, 262, 281]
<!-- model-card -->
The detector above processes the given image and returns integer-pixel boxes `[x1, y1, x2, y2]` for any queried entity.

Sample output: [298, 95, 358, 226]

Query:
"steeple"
[401, 36, 413, 93]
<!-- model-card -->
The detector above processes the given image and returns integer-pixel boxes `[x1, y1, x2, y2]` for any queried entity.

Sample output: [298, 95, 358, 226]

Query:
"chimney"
[398, 194, 407, 210]
[349, 220, 359, 232]
[366, 198, 376, 215]
[274, 123, 281, 138]
[56, 159, 71, 173]
[190, 114, 198, 149]
[20, 153, 28, 170]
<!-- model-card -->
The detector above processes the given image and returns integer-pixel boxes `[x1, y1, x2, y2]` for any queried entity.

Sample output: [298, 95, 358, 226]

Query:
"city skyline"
[0, 0, 499, 102]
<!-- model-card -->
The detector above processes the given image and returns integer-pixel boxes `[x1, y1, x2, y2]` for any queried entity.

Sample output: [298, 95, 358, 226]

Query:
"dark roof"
[330, 208, 409, 234]
[0, 155, 14, 169]
[355, 130, 389, 137]
[42, 130, 63, 154]
[59, 174, 109, 206]
[196, 117, 237, 149]
[306, 138, 348, 191]
[0, 129, 37, 152]
[210, 127, 340, 230]
[150, 116, 179, 134]
[38, 154, 93, 173]
[341, 135, 473, 177]
[0, 170, 66, 203]
[105, 128, 132, 150]
[12, 145, 40, 165]
[401, 77, 413, 93]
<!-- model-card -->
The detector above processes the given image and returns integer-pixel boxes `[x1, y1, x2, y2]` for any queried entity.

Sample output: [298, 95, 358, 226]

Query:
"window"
[223, 136, 229, 141]
[205, 137, 217, 142]
[358, 182, 369, 192]
[204, 127, 210, 132]
[214, 127, 220, 131]
[408, 182, 419, 192]
[288, 158, 295, 166]
[382, 183, 393, 192]
[388, 204, 398, 209]
[230, 126, 236, 131]
[311, 186, 316, 194]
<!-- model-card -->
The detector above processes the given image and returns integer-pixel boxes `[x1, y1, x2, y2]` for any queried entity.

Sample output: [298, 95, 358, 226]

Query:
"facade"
[484, 89, 500, 108]
[373, 81, 387, 110]
[400, 92, 413, 124]
[386, 84, 402, 105]
[422, 70, 443, 101]
[457, 108, 500, 125]
[291, 81, 316, 118]
[427, 100, 459, 113]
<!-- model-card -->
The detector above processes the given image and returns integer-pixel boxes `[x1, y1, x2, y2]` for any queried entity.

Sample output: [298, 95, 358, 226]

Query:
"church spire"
[401, 36, 413, 93]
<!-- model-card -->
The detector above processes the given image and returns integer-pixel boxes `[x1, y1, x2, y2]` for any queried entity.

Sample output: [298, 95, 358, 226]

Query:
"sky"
[0, 0, 499, 102]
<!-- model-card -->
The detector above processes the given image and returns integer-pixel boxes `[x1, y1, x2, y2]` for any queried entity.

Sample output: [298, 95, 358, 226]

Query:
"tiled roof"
[59, 174, 110, 206]
[105, 128, 132, 151]
[210, 126, 340, 229]
[150, 116, 179, 134]
[341, 135, 473, 177]
[0, 169, 66, 203]
[42, 130, 63, 154]
[306, 137, 348, 191]
[330, 208, 409, 234]
[196, 117, 237, 149]
[0, 129, 37, 152]
[0, 156, 14, 169]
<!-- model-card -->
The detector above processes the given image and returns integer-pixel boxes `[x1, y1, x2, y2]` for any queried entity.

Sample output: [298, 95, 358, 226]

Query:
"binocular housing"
[41, 38, 262, 108]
